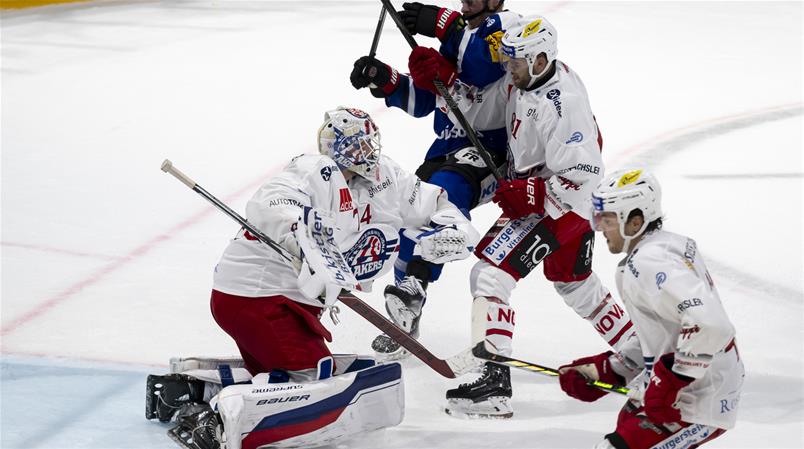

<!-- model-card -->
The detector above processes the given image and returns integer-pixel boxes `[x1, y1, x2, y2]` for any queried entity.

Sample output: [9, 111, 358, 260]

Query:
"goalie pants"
[210, 290, 332, 376]
[605, 403, 726, 449]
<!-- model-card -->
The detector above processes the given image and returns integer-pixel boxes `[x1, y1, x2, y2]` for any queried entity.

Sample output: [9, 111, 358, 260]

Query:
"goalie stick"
[160, 159, 476, 379]
[379, 0, 504, 183]
[471, 342, 631, 396]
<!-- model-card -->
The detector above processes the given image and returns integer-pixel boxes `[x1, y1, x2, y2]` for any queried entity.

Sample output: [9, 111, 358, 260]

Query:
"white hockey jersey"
[491, 60, 604, 220]
[212, 154, 469, 308]
[616, 230, 744, 429]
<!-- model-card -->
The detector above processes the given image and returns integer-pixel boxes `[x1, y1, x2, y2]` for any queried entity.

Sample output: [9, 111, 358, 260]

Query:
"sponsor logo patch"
[677, 297, 704, 313]
[565, 131, 583, 144]
[522, 19, 542, 38]
[546, 89, 562, 117]
[656, 272, 667, 289]
[617, 169, 642, 187]
[339, 188, 353, 212]
[320, 166, 332, 181]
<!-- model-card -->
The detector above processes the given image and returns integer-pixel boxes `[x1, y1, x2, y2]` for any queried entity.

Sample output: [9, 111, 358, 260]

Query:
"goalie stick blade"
[470, 342, 631, 396]
[338, 290, 464, 379]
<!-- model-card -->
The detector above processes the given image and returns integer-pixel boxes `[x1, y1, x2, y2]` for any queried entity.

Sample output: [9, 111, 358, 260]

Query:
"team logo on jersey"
[320, 166, 332, 181]
[339, 188, 353, 211]
[565, 131, 584, 144]
[344, 228, 399, 280]
[617, 169, 643, 187]
[486, 30, 504, 62]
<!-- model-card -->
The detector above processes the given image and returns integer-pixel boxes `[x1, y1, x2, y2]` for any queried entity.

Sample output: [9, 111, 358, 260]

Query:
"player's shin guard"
[213, 363, 404, 449]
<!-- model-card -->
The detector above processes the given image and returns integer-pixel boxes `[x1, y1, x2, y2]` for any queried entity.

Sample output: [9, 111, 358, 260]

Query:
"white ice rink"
[1, 1, 802, 448]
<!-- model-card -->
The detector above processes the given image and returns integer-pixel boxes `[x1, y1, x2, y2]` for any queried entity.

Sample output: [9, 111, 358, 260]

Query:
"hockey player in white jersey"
[557, 168, 743, 449]
[350, 0, 520, 360]
[444, 16, 638, 418]
[145, 107, 479, 449]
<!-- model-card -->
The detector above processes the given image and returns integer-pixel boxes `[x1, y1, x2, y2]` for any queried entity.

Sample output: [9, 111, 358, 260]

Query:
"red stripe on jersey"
[607, 320, 634, 347]
[487, 329, 513, 338]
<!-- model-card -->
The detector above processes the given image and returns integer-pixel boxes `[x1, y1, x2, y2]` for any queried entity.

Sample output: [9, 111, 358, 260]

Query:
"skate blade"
[444, 398, 513, 420]
[167, 424, 196, 449]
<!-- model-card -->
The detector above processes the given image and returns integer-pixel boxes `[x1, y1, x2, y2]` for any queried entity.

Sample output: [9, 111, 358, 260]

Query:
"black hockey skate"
[371, 275, 426, 360]
[146, 373, 205, 422]
[444, 362, 513, 419]
[168, 403, 221, 449]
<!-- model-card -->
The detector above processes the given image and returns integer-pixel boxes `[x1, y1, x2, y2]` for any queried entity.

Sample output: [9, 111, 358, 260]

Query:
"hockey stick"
[379, 0, 504, 182]
[161, 159, 473, 379]
[471, 342, 631, 396]
[368, 5, 386, 59]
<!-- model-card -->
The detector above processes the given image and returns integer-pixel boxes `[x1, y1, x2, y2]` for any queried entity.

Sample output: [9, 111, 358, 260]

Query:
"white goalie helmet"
[500, 15, 558, 79]
[318, 107, 381, 180]
[591, 168, 663, 244]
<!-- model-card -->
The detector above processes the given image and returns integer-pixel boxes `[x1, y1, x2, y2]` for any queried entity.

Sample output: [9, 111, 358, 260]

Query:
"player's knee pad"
[213, 362, 404, 449]
[470, 259, 517, 301]
[471, 296, 515, 357]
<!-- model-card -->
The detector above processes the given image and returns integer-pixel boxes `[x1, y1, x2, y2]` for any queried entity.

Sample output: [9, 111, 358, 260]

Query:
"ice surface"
[1, 1, 802, 448]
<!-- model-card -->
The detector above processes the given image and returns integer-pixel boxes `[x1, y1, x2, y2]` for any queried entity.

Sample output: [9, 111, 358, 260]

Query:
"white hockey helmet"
[500, 16, 558, 79]
[591, 168, 663, 246]
[318, 107, 381, 180]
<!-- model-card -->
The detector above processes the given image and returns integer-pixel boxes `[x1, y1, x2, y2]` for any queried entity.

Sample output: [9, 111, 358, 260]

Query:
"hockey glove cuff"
[400, 2, 465, 42]
[408, 46, 457, 95]
[492, 177, 546, 219]
[558, 351, 624, 402]
[350, 56, 401, 97]
[644, 353, 694, 425]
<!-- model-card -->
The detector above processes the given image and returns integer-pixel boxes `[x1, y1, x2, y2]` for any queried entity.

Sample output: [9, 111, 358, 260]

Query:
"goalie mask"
[318, 107, 381, 180]
[500, 16, 558, 80]
[591, 168, 663, 251]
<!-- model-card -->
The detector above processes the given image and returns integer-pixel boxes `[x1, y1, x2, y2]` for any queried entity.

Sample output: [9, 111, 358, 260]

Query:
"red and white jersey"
[212, 154, 467, 307]
[497, 60, 604, 220]
[617, 230, 744, 429]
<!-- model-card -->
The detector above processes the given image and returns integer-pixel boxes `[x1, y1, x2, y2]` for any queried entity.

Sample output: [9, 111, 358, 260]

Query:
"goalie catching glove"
[408, 209, 480, 264]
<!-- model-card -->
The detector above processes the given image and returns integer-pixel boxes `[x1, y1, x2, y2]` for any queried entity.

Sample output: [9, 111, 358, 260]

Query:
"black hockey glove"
[400, 2, 465, 42]
[350, 56, 400, 98]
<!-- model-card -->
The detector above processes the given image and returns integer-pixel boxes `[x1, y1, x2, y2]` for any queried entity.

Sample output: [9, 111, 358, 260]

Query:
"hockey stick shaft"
[379, 0, 504, 182]
[160, 159, 296, 263]
[471, 342, 631, 396]
[368, 5, 386, 59]
[160, 159, 462, 379]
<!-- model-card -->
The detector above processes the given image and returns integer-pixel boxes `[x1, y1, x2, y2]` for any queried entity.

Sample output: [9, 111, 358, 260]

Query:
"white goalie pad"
[212, 362, 404, 449]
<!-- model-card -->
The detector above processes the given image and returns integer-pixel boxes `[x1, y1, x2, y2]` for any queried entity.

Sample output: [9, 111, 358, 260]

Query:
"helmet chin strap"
[527, 59, 552, 87]
[619, 221, 649, 254]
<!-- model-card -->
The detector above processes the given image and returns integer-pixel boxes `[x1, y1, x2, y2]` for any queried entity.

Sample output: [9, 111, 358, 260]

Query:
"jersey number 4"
[354, 204, 372, 226]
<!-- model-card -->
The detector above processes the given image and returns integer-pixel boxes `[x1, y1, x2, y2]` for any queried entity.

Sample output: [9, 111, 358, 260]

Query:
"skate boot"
[371, 275, 427, 361]
[146, 373, 205, 422]
[168, 403, 221, 449]
[444, 362, 513, 419]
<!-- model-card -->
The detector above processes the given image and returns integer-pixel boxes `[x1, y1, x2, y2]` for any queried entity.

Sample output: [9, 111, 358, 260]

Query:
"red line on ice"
[0, 166, 282, 337]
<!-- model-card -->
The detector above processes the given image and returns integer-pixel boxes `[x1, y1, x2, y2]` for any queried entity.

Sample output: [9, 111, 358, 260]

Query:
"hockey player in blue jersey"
[350, 0, 520, 359]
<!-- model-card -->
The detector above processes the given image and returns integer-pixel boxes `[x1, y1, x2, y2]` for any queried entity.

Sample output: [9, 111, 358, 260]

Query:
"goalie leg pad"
[213, 362, 404, 449]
